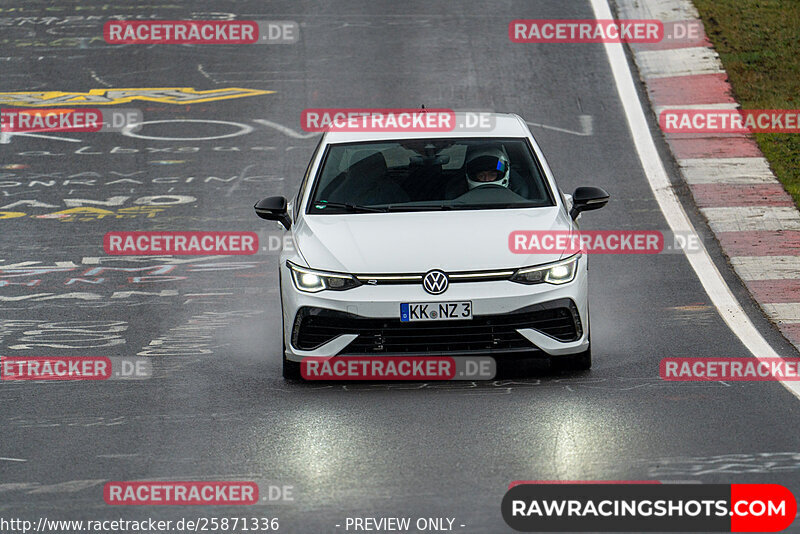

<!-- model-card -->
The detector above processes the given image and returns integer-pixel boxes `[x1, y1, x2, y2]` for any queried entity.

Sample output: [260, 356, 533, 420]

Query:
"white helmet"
[465, 145, 510, 190]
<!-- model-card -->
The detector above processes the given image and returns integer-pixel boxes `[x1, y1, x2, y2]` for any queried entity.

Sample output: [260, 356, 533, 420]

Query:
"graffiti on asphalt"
[0, 194, 196, 221]
[0, 256, 271, 308]
[0, 88, 272, 106]
[0, 319, 128, 349]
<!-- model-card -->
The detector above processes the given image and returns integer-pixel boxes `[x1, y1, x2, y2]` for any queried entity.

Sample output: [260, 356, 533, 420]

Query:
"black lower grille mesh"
[292, 299, 581, 354]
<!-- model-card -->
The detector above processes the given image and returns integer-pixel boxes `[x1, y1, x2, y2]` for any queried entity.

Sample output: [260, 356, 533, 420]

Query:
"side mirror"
[254, 196, 291, 230]
[569, 186, 609, 220]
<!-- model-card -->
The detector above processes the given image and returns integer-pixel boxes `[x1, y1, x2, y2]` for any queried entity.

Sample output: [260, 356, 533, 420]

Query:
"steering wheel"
[471, 183, 506, 190]
[454, 184, 527, 203]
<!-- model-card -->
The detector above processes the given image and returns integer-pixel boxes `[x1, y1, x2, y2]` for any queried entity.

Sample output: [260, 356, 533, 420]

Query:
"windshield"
[306, 138, 555, 213]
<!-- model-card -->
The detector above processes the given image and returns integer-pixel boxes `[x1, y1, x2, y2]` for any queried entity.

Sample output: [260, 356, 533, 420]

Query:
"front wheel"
[280, 268, 301, 380]
[282, 346, 301, 379]
[556, 306, 592, 371]
[553, 345, 591, 371]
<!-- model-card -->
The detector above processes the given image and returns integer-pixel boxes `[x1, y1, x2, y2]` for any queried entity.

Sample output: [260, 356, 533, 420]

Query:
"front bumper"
[280, 258, 590, 362]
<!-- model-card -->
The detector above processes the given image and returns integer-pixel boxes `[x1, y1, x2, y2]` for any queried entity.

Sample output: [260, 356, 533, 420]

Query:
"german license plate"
[400, 301, 472, 322]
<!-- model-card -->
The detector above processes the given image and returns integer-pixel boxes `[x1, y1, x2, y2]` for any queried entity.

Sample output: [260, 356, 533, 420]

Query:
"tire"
[554, 345, 591, 371]
[279, 268, 302, 380]
[556, 305, 592, 371]
[282, 346, 301, 379]
[281, 320, 302, 379]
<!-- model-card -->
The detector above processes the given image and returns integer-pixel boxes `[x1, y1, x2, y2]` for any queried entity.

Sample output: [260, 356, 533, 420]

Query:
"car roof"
[322, 112, 531, 144]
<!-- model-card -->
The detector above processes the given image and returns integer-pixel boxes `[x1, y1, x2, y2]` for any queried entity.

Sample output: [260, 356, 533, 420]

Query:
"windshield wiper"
[384, 203, 453, 211]
[384, 202, 542, 212]
[312, 201, 387, 213]
[450, 202, 539, 210]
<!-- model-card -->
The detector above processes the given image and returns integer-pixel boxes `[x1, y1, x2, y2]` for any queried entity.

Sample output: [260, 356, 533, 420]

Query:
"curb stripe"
[746, 280, 800, 304]
[730, 256, 800, 280]
[702, 207, 800, 233]
[667, 136, 762, 159]
[615, 0, 700, 23]
[762, 303, 800, 325]
[717, 231, 800, 256]
[636, 47, 724, 78]
[690, 184, 794, 208]
[678, 157, 775, 184]
[776, 324, 800, 346]
[646, 73, 735, 105]
[655, 103, 739, 115]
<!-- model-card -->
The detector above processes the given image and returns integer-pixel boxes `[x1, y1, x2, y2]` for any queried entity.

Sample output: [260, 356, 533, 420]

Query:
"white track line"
[591, 0, 800, 399]
[525, 115, 594, 136]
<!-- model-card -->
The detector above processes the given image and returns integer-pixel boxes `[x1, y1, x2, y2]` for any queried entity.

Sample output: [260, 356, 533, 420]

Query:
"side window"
[294, 138, 323, 221]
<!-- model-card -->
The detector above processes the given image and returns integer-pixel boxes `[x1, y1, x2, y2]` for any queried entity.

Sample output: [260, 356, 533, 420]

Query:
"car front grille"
[292, 299, 581, 354]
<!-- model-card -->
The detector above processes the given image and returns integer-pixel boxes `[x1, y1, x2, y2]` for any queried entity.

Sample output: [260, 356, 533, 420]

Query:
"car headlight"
[287, 262, 361, 293]
[510, 254, 580, 285]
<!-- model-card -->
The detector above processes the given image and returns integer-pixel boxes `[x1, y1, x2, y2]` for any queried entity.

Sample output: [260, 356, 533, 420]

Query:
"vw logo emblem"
[423, 270, 449, 295]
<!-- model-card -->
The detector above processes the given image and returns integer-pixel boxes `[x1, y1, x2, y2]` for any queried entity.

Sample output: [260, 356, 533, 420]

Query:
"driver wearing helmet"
[464, 145, 511, 189]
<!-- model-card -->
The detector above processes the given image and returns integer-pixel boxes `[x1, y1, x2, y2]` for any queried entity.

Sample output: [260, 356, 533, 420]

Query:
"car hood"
[293, 207, 572, 273]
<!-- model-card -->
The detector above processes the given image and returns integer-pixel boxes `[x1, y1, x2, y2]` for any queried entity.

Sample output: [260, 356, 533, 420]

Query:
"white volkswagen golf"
[255, 112, 608, 378]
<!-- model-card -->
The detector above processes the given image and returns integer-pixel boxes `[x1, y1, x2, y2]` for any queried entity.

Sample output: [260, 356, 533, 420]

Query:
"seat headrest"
[348, 151, 387, 179]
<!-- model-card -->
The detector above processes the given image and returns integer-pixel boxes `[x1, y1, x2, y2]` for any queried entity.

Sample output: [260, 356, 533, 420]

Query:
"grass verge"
[692, 0, 800, 203]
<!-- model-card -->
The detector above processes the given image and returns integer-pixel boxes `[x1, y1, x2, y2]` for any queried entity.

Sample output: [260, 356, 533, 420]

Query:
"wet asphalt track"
[1, 1, 800, 532]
